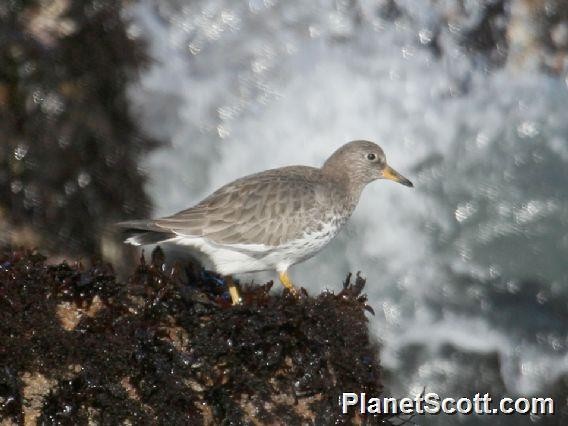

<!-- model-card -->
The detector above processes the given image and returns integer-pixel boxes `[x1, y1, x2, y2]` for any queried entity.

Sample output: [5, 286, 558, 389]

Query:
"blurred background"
[1, 0, 567, 424]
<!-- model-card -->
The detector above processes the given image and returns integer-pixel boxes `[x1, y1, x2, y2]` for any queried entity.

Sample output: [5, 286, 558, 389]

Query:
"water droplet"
[418, 29, 433, 44]
[188, 41, 202, 55]
[401, 45, 415, 59]
[14, 144, 28, 160]
[64, 181, 77, 195]
[32, 90, 44, 104]
[517, 121, 539, 138]
[217, 125, 230, 138]
[10, 180, 23, 194]
[475, 132, 489, 147]
[454, 201, 477, 223]
[77, 172, 91, 188]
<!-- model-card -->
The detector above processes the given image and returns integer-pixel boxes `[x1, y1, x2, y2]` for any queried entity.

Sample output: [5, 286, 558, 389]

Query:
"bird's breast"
[279, 218, 344, 263]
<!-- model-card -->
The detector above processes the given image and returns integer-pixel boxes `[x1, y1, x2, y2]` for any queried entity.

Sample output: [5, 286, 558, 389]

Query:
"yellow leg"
[278, 271, 298, 296]
[225, 276, 242, 305]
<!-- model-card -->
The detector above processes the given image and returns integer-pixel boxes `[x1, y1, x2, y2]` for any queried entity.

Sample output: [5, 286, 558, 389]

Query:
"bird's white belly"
[172, 221, 341, 275]
[270, 222, 341, 271]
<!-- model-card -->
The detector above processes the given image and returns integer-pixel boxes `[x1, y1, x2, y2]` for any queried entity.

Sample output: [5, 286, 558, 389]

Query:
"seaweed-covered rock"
[0, 248, 387, 424]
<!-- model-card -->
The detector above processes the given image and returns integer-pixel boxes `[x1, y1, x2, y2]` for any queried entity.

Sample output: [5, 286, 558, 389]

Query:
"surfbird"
[118, 140, 413, 304]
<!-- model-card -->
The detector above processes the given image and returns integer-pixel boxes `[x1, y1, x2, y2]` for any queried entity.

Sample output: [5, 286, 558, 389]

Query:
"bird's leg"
[225, 276, 242, 305]
[278, 271, 298, 296]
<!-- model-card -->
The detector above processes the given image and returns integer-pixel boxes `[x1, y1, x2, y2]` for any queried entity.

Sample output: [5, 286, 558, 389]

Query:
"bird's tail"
[116, 220, 177, 246]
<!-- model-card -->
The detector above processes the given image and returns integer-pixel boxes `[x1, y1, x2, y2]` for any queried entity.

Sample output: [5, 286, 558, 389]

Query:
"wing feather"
[153, 166, 341, 246]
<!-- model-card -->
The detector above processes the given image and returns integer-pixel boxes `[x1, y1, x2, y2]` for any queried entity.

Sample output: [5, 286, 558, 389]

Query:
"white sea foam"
[126, 0, 568, 399]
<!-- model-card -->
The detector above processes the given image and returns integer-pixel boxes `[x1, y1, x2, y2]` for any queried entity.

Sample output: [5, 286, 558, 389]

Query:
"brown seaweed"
[0, 247, 388, 424]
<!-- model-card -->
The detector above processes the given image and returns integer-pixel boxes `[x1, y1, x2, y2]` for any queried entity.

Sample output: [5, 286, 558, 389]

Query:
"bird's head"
[322, 140, 413, 189]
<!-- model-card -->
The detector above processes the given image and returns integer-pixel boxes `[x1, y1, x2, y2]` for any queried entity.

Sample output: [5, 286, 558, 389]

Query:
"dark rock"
[0, 0, 157, 259]
[0, 247, 387, 424]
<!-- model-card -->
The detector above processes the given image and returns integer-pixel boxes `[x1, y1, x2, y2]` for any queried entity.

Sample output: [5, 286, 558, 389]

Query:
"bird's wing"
[153, 166, 330, 247]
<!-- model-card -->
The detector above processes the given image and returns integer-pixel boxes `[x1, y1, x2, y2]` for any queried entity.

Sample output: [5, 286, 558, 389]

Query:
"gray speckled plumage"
[118, 140, 413, 276]
[155, 166, 354, 246]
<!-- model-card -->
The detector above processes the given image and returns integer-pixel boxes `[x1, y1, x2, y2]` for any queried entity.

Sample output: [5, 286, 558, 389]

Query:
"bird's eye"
[367, 153, 377, 161]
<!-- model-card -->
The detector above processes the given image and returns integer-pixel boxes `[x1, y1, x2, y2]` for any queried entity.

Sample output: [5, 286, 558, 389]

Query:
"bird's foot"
[278, 271, 300, 298]
[225, 276, 243, 305]
[200, 271, 242, 305]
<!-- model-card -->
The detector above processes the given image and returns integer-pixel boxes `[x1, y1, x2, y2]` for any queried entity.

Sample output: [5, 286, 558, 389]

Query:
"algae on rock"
[0, 248, 387, 424]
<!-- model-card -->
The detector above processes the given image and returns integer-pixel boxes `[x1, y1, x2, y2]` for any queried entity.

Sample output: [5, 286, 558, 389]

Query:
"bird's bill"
[382, 165, 414, 187]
